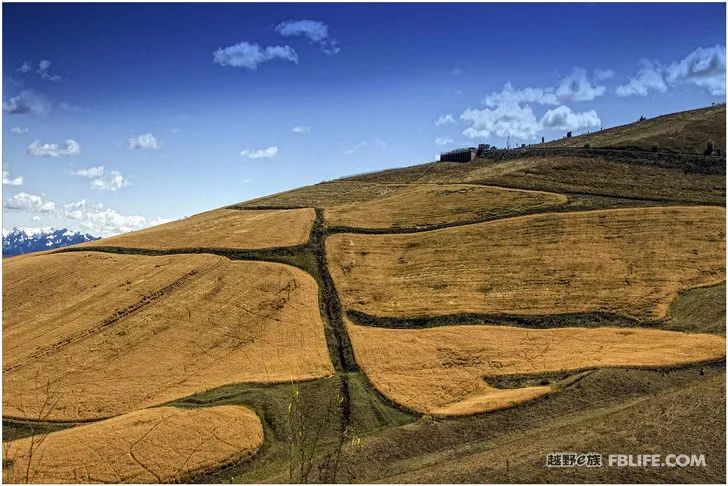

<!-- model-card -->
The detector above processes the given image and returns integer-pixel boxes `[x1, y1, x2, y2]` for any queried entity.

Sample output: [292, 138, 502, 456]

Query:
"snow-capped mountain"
[2, 228, 100, 257]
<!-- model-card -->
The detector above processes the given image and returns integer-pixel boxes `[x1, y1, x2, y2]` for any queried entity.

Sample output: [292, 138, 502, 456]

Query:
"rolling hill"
[2, 104, 726, 484]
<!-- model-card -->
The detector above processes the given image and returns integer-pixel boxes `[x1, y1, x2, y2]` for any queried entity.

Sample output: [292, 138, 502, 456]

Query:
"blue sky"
[3, 2, 726, 235]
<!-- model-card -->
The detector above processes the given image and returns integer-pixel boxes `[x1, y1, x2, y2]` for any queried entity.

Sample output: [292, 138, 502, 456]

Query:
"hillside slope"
[2, 105, 726, 484]
[544, 104, 725, 153]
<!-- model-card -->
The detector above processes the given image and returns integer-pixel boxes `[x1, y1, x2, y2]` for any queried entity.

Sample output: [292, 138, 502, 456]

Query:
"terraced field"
[328, 206, 725, 320]
[239, 182, 567, 229]
[325, 184, 566, 229]
[81, 208, 315, 250]
[347, 319, 726, 416]
[2, 105, 725, 483]
[2, 405, 263, 483]
[3, 252, 332, 421]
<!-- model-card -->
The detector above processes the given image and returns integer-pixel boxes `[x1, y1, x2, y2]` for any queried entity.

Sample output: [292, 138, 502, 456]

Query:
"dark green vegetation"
[663, 283, 727, 335]
[172, 374, 414, 483]
[5, 105, 725, 483]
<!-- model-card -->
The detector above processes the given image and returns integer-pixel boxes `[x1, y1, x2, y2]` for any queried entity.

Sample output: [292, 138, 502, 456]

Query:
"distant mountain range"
[2, 228, 100, 257]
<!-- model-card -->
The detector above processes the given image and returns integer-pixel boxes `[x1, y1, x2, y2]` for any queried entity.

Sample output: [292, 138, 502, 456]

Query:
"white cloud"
[27, 139, 81, 157]
[2, 171, 23, 186]
[128, 133, 160, 150]
[71, 166, 128, 191]
[594, 68, 615, 81]
[665, 45, 726, 96]
[37, 59, 61, 81]
[11, 127, 29, 134]
[275, 19, 340, 55]
[484, 82, 558, 107]
[555, 68, 606, 102]
[32, 216, 41, 221]
[240, 146, 278, 159]
[450, 68, 463, 76]
[375, 137, 387, 148]
[540, 105, 601, 131]
[344, 142, 368, 155]
[435, 114, 456, 126]
[3, 90, 52, 115]
[71, 166, 105, 178]
[485, 69, 606, 107]
[4, 192, 55, 212]
[616, 59, 667, 97]
[17, 60, 61, 81]
[461, 102, 539, 140]
[292, 125, 311, 133]
[17, 61, 33, 73]
[435, 137, 454, 146]
[213, 41, 298, 70]
[59, 200, 156, 237]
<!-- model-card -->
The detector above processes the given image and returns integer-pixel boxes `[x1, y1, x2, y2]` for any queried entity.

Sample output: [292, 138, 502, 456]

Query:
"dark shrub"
[705, 140, 714, 155]
[651, 143, 659, 152]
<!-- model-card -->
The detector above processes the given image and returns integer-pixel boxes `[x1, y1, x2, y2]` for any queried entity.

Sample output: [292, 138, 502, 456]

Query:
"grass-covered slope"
[544, 104, 726, 153]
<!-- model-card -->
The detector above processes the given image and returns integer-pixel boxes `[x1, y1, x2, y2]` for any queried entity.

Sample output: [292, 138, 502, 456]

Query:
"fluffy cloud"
[37, 59, 61, 81]
[71, 166, 104, 178]
[11, 127, 29, 134]
[617, 46, 725, 97]
[616, 59, 667, 97]
[71, 166, 128, 191]
[594, 68, 615, 81]
[17, 60, 61, 81]
[59, 200, 159, 237]
[540, 105, 601, 131]
[4, 192, 55, 212]
[485, 69, 606, 107]
[484, 82, 558, 107]
[435, 114, 456, 126]
[213, 41, 298, 70]
[461, 102, 539, 140]
[240, 146, 278, 159]
[17, 61, 32, 73]
[128, 133, 160, 150]
[555, 68, 606, 102]
[435, 137, 454, 146]
[2, 171, 23, 186]
[665, 45, 725, 96]
[3, 90, 52, 115]
[27, 139, 81, 157]
[275, 19, 340, 55]
[292, 125, 311, 133]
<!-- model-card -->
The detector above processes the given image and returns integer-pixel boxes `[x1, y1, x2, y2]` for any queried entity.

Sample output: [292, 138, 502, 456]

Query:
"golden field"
[347, 320, 727, 416]
[3, 252, 333, 421]
[328, 206, 726, 320]
[2, 405, 263, 483]
[325, 184, 566, 228]
[81, 208, 314, 250]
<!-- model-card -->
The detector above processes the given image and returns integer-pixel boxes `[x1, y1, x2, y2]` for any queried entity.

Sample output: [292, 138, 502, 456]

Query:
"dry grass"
[236, 181, 408, 208]
[327, 206, 726, 320]
[347, 319, 726, 416]
[342, 156, 724, 204]
[544, 104, 725, 153]
[80, 208, 314, 250]
[3, 252, 333, 421]
[325, 184, 566, 228]
[2, 405, 263, 483]
[458, 156, 726, 204]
